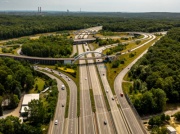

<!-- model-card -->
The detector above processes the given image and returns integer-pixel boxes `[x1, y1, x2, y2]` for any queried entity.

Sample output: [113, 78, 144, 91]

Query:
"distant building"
[20, 94, 39, 117]
[167, 126, 176, 134]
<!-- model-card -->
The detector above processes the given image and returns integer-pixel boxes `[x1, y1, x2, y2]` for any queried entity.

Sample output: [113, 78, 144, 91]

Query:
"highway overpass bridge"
[0, 53, 114, 65]
[73, 38, 96, 44]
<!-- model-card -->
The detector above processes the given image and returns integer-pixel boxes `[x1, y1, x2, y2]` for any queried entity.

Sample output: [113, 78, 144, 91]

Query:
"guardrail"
[125, 94, 147, 134]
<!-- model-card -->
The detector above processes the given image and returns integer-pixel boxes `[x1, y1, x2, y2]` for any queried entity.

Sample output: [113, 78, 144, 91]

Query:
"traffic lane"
[96, 61, 130, 134]
[80, 65, 95, 134]
[38, 71, 66, 134]
[87, 58, 112, 134]
[39, 68, 77, 134]
[114, 41, 153, 134]
[112, 110, 130, 134]
[78, 44, 95, 134]
[53, 69, 77, 119]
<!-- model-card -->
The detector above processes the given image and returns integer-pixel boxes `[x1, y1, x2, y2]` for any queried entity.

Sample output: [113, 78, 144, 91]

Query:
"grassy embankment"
[106, 36, 161, 95]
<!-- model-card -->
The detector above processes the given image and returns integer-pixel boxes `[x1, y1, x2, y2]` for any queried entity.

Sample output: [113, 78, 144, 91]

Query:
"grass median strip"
[89, 89, 96, 112]
[95, 64, 111, 111]
[76, 44, 80, 117]
[42, 70, 70, 118]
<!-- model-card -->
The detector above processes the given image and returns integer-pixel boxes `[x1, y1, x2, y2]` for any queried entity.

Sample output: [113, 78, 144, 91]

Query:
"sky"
[0, 0, 180, 12]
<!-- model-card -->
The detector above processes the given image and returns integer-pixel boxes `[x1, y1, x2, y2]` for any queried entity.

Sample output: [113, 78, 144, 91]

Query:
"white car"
[106, 90, 108, 93]
[68, 78, 70, 81]
[61, 85, 65, 90]
[85, 77, 87, 80]
[54, 120, 58, 125]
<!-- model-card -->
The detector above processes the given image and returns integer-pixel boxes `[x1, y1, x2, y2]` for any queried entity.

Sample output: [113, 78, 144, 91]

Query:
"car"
[61, 85, 65, 90]
[62, 104, 64, 107]
[120, 93, 124, 97]
[68, 78, 70, 81]
[66, 76, 68, 78]
[59, 72, 61, 74]
[85, 77, 87, 80]
[54, 120, 58, 125]
[104, 121, 107, 125]
[106, 90, 108, 93]
[103, 73, 105, 76]
[112, 97, 114, 100]
[60, 74, 63, 77]
[87, 49, 89, 51]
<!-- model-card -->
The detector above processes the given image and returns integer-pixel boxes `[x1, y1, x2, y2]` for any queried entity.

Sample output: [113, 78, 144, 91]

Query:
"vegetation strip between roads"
[107, 36, 159, 95]
[42, 70, 70, 118]
[95, 63, 111, 111]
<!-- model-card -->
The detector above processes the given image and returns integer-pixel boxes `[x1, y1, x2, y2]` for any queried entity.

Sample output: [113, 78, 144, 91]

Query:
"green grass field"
[29, 77, 45, 93]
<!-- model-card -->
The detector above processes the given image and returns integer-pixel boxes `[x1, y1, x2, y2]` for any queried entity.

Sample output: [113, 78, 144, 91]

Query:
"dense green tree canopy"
[0, 58, 34, 110]
[0, 116, 42, 134]
[129, 28, 180, 114]
[0, 13, 180, 40]
[21, 35, 73, 57]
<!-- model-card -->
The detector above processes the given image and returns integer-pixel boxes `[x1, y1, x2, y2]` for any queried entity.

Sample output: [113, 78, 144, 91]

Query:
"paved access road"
[38, 67, 78, 134]
[37, 70, 66, 134]
[114, 34, 159, 134]
[78, 44, 96, 134]
[50, 69, 78, 134]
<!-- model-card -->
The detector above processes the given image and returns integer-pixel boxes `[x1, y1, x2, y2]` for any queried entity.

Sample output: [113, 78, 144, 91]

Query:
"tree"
[174, 112, 180, 121]
[151, 88, 167, 113]
[165, 115, 170, 121]
[0, 96, 3, 116]
[148, 116, 162, 126]
[0, 84, 4, 96]
[28, 99, 45, 125]
[141, 91, 155, 114]
[9, 94, 19, 109]
[14, 87, 21, 99]
[25, 74, 34, 90]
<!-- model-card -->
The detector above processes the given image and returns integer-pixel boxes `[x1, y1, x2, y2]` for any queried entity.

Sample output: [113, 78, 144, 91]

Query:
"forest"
[128, 28, 180, 115]
[0, 58, 58, 133]
[21, 35, 73, 57]
[0, 13, 180, 39]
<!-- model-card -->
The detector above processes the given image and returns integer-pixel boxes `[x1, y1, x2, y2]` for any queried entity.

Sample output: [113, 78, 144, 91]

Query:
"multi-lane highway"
[94, 33, 157, 134]
[78, 44, 96, 134]
[84, 44, 116, 134]
[0, 25, 163, 134]
[94, 52, 131, 133]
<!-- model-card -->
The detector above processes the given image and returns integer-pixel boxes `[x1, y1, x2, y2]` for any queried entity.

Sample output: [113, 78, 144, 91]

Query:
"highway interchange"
[0, 26, 164, 134]
[45, 28, 157, 134]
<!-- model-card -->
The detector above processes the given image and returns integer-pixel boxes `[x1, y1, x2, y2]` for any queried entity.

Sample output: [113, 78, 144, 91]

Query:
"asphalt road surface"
[78, 44, 96, 134]
[38, 70, 66, 134]
[84, 44, 116, 134]
[95, 54, 131, 133]
[50, 69, 78, 134]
